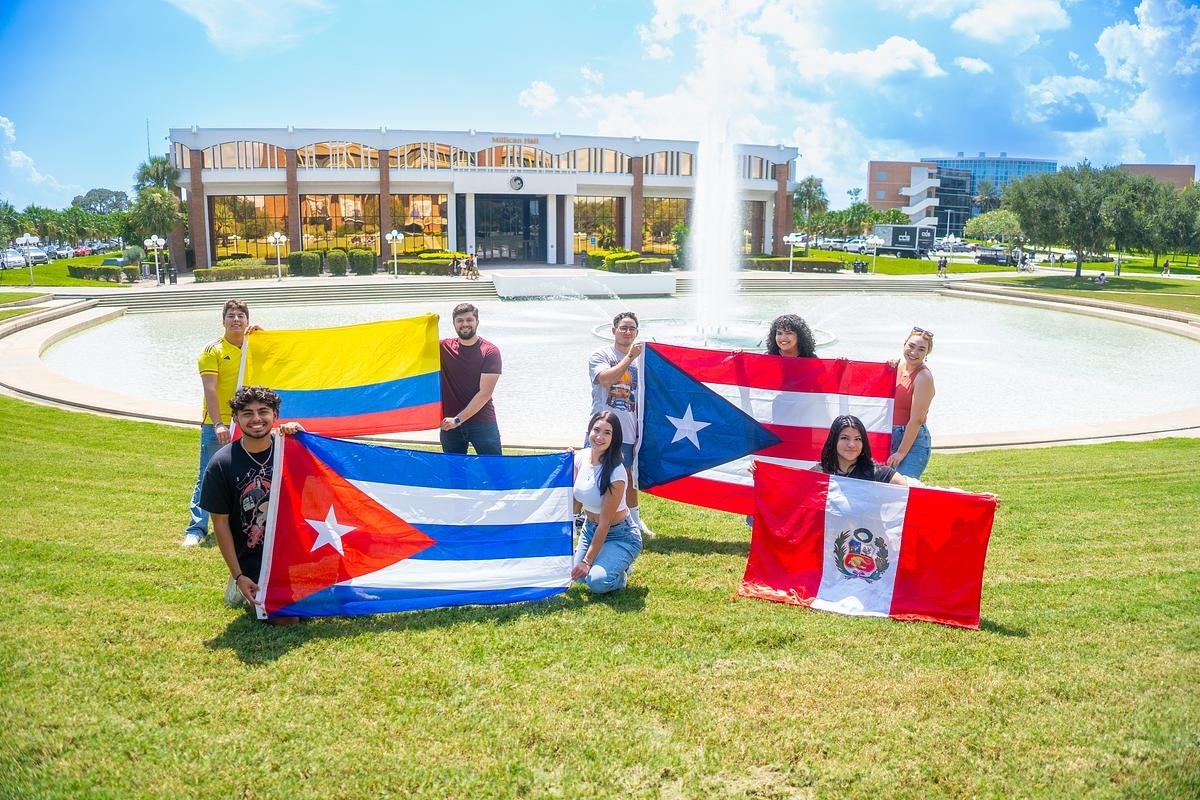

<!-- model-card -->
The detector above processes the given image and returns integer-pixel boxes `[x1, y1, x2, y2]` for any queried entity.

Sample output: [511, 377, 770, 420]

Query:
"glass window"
[387, 194, 449, 253]
[642, 197, 690, 254]
[208, 195, 289, 260]
[299, 194, 382, 253]
[573, 196, 620, 255]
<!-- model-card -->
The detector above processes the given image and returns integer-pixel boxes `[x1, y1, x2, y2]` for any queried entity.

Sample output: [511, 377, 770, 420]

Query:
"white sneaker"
[182, 532, 205, 547]
[637, 519, 656, 539]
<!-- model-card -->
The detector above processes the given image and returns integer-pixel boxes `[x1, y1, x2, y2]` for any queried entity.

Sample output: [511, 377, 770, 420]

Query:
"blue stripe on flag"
[409, 522, 572, 561]
[297, 432, 574, 490]
[275, 372, 440, 418]
[276, 585, 567, 617]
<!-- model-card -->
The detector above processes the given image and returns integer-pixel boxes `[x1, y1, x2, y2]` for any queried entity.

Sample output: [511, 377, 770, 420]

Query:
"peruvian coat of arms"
[833, 527, 890, 583]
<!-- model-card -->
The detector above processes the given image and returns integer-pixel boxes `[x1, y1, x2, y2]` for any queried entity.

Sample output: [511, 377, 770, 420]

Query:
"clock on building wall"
[509, 176, 524, 191]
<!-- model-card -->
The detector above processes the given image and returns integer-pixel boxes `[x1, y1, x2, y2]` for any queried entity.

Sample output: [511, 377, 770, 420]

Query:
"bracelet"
[581, 559, 592, 569]
[233, 572, 245, 582]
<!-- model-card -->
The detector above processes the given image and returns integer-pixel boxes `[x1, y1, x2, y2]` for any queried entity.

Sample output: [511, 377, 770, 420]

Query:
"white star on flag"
[307, 507, 357, 555]
[666, 404, 712, 448]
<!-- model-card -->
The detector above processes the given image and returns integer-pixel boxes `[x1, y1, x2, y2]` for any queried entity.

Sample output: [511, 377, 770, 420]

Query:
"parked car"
[824, 238, 846, 251]
[2, 248, 26, 269]
[19, 246, 49, 265]
[74, 245, 93, 257]
[844, 237, 868, 253]
[975, 248, 1009, 266]
[53, 244, 75, 259]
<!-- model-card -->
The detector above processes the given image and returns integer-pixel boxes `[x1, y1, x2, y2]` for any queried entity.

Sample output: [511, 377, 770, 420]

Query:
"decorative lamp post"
[783, 232, 803, 273]
[385, 229, 404, 278]
[143, 234, 165, 284]
[267, 231, 287, 281]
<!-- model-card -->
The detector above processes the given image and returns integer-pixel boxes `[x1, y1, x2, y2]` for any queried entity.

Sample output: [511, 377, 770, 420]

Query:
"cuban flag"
[240, 315, 441, 437]
[739, 462, 997, 629]
[255, 433, 573, 619]
[637, 343, 896, 516]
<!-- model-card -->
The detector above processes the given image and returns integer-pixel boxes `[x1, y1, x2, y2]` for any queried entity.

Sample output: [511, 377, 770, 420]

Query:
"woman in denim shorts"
[888, 327, 936, 479]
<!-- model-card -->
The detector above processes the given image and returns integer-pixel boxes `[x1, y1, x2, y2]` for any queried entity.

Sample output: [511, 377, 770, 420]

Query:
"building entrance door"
[473, 195, 546, 262]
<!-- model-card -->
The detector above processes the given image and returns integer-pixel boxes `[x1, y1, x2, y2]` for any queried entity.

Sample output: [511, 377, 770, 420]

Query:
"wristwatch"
[454, 416, 462, 426]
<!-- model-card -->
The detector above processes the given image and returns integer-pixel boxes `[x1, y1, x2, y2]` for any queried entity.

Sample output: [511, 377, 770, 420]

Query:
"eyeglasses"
[615, 326, 638, 333]
[911, 326, 934, 338]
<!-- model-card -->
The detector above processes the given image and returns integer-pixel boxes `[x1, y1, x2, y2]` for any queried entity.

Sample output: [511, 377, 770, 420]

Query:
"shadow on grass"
[979, 618, 1029, 637]
[206, 585, 648, 665]
[988, 275, 1195, 293]
[646, 535, 750, 557]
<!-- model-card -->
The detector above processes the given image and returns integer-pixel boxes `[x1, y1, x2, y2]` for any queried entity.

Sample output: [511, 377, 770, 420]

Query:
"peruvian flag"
[637, 343, 896, 515]
[738, 462, 997, 629]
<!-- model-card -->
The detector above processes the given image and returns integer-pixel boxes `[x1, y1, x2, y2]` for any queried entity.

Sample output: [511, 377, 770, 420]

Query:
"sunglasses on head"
[911, 326, 934, 338]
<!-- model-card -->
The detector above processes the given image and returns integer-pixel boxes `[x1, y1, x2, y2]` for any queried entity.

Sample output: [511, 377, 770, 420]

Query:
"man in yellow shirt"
[183, 299, 258, 546]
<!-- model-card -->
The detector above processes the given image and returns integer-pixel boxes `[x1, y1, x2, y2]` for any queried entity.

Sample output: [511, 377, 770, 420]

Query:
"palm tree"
[134, 155, 181, 192]
[0, 201, 22, 245]
[21, 204, 59, 244]
[793, 175, 828, 255]
[973, 179, 1001, 214]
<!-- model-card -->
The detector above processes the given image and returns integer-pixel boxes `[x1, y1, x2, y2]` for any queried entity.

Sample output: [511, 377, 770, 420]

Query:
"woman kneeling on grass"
[815, 415, 908, 485]
[572, 410, 642, 593]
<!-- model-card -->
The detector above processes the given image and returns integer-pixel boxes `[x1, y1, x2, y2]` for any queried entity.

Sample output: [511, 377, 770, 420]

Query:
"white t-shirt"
[573, 449, 629, 514]
[588, 345, 639, 445]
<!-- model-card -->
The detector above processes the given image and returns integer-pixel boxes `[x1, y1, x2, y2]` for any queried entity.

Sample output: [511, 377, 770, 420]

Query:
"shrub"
[744, 256, 841, 273]
[66, 265, 128, 282]
[349, 248, 377, 276]
[417, 250, 468, 260]
[298, 252, 321, 276]
[327, 253, 347, 276]
[287, 251, 304, 276]
[193, 265, 279, 282]
[222, 252, 253, 260]
[121, 266, 140, 283]
[326, 249, 349, 276]
[586, 248, 638, 269]
[216, 257, 268, 269]
[123, 246, 145, 265]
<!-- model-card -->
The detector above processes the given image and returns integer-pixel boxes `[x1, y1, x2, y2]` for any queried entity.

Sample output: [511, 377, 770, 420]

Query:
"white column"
[447, 190, 458, 252]
[465, 192, 476, 257]
[546, 193, 557, 265]
[562, 195, 575, 266]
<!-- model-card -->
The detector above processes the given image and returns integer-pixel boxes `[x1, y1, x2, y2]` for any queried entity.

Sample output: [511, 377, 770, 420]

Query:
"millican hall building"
[167, 127, 798, 269]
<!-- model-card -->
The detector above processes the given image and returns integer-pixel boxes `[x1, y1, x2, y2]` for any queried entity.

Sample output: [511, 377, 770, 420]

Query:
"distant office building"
[166, 127, 797, 269]
[919, 152, 1058, 199]
[1119, 163, 1196, 190]
[867, 161, 972, 237]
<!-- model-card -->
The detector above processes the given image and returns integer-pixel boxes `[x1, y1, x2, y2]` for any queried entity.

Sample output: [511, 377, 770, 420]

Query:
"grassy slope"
[979, 275, 1200, 315]
[0, 256, 134, 288]
[0, 395, 1196, 799]
[0, 291, 45, 304]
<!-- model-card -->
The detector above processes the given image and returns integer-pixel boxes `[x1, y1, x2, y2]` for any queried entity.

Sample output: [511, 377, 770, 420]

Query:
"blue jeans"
[891, 423, 932, 479]
[440, 419, 502, 455]
[186, 424, 222, 538]
[574, 516, 642, 594]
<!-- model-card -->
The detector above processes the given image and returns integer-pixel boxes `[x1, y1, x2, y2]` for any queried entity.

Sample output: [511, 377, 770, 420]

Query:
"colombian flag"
[240, 315, 441, 437]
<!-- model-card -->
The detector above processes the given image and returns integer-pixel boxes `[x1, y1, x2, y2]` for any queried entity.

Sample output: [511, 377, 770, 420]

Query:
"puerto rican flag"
[739, 462, 997, 629]
[637, 343, 896, 515]
[256, 433, 573, 619]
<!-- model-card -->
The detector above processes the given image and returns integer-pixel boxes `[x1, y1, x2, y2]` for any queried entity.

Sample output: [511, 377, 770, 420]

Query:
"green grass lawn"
[978, 274, 1200, 315]
[0, 256, 133, 288]
[0, 291, 45, 304]
[0, 307, 38, 321]
[801, 249, 1000, 276]
[1, 395, 1196, 799]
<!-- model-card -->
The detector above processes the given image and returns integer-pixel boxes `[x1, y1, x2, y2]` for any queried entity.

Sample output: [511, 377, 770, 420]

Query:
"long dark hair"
[819, 415, 873, 474]
[766, 314, 817, 357]
[586, 410, 625, 496]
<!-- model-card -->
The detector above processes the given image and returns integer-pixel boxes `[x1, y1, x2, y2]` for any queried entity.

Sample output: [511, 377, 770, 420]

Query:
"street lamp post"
[144, 234, 165, 284]
[267, 231, 287, 281]
[783, 232, 803, 273]
[385, 229, 404, 278]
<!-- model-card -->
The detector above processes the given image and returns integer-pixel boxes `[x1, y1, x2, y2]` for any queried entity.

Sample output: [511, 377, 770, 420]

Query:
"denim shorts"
[891, 423, 932, 479]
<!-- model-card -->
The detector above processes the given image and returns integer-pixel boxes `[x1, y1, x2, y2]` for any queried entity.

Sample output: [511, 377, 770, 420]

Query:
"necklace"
[242, 441, 274, 471]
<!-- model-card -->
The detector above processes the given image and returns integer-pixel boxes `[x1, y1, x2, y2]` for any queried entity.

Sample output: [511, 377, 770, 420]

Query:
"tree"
[21, 204, 59, 243]
[792, 175, 828, 255]
[0, 201, 21, 244]
[1052, 162, 1113, 278]
[669, 223, 689, 269]
[844, 201, 872, 236]
[128, 187, 183, 240]
[873, 208, 910, 225]
[71, 188, 130, 215]
[964, 209, 1023, 248]
[1002, 173, 1064, 259]
[134, 155, 181, 192]
[972, 179, 1001, 213]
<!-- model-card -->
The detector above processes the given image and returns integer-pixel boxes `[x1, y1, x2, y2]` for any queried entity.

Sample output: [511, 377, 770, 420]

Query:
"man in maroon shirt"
[439, 302, 503, 454]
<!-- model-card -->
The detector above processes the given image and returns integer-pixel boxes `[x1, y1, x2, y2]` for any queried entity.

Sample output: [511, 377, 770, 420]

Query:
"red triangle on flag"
[263, 436, 435, 613]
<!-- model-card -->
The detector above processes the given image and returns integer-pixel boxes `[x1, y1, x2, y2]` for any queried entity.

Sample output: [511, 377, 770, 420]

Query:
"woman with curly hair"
[764, 313, 817, 358]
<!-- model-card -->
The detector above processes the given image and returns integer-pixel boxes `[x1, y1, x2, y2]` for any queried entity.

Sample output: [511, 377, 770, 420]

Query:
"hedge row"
[599, 257, 671, 274]
[66, 265, 140, 283]
[194, 265, 279, 282]
[586, 248, 639, 269]
[286, 251, 322, 277]
[744, 256, 842, 273]
[216, 257, 269, 268]
[349, 249, 376, 276]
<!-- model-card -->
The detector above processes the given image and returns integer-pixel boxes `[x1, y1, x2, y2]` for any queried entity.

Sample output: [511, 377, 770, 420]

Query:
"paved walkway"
[2, 270, 1199, 451]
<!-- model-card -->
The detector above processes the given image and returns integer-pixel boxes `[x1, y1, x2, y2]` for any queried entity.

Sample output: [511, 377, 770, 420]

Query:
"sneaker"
[637, 518, 656, 539]
[182, 532, 205, 548]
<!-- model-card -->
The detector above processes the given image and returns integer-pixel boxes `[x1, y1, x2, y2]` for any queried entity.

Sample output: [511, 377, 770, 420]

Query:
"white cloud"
[788, 101, 911, 208]
[518, 81, 559, 114]
[954, 56, 993, 74]
[5, 149, 61, 189]
[876, 0, 976, 19]
[164, 0, 332, 54]
[0, 116, 14, 143]
[794, 36, 947, 82]
[580, 66, 604, 85]
[951, 0, 1069, 47]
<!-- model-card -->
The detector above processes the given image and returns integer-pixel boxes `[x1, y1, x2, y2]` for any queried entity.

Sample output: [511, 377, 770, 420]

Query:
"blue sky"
[0, 0, 1196, 211]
